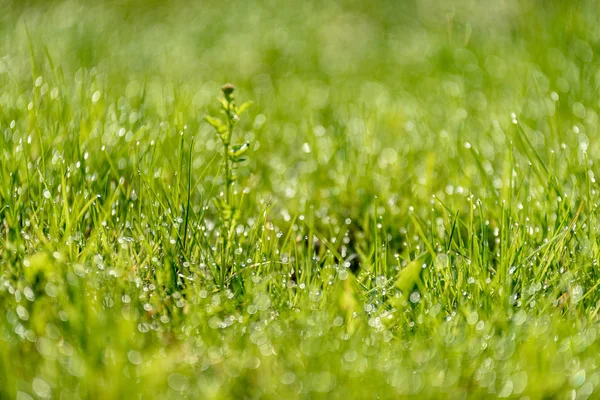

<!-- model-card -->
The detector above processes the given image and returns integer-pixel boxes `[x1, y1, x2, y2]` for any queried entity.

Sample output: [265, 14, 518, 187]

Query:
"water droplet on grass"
[16, 392, 33, 400]
[16, 305, 29, 321]
[168, 373, 190, 392]
[338, 268, 349, 280]
[127, 350, 143, 365]
[32, 378, 51, 398]
[280, 371, 296, 385]
[409, 292, 421, 304]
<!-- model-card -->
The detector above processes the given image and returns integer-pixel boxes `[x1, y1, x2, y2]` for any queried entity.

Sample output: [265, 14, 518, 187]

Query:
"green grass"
[2, 0, 600, 398]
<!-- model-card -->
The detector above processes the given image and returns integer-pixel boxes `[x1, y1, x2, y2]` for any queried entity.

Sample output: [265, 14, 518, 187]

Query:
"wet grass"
[2, 0, 600, 398]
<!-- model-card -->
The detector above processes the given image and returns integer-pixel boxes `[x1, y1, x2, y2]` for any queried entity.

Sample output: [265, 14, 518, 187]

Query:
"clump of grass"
[205, 84, 252, 287]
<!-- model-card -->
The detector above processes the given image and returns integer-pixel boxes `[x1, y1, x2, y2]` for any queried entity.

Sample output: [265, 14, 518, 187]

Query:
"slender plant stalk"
[205, 84, 253, 287]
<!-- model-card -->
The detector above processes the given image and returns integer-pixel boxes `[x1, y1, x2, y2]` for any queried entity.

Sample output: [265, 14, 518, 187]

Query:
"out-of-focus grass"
[2, 0, 600, 398]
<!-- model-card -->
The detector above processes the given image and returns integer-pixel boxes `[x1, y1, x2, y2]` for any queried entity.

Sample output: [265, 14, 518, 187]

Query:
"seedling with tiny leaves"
[205, 84, 253, 286]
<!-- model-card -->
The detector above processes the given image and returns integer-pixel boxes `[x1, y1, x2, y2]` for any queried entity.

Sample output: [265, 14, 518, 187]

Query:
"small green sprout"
[205, 84, 253, 286]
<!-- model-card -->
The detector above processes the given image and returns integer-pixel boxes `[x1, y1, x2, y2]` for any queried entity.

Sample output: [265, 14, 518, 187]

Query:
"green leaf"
[394, 259, 423, 300]
[219, 131, 229, 143]
[204, 116, 226, 133]
[218, 98, 229, 110]
[236, 101, 253, 115]
[228, 142, 249, 158]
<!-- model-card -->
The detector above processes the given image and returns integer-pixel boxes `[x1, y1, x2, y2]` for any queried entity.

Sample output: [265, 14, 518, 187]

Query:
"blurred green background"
[4, 0, 599, 212]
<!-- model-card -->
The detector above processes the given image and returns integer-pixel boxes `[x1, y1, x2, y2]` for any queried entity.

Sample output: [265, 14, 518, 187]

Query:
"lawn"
[2, 0, 600, 398]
